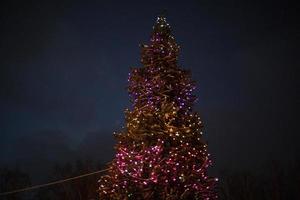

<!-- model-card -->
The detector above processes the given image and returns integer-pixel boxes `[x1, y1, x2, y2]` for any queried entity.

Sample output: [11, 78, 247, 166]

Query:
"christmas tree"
[98, 15, 217, 200]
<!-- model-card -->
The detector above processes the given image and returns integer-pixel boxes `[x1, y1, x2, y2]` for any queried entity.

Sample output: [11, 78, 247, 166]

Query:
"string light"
[99, 15, 217, 199]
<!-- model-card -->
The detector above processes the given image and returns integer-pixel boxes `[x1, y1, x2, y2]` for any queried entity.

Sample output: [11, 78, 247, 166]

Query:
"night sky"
[0, 0, 298, 180]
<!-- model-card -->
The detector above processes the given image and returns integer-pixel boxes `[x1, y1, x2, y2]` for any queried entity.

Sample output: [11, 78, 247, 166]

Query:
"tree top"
[152, 13, 172, 37]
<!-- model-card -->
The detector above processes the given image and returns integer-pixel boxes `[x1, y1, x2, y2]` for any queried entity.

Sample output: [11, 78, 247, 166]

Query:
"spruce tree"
[99, 15, 217, 200]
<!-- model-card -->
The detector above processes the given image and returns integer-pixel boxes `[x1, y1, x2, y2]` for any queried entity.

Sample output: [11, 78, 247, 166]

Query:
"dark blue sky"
[0, 0, 297, 176]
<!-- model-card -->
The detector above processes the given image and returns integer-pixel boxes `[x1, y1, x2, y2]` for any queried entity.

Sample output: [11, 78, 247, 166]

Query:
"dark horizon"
[0, 0, 298, 185]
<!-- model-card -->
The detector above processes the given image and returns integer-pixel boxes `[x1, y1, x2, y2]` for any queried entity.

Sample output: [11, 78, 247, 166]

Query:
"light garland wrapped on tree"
[98, 15, 218, 200]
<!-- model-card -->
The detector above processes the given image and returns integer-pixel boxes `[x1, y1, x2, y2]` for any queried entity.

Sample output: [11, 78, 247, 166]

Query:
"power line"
[0, 168, 108, 196]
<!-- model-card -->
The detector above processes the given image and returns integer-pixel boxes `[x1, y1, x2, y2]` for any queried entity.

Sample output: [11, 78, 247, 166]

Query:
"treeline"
[1, 160, 299, 200]
[0, 160, 104, 200]
[218, 160, 300, 200]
